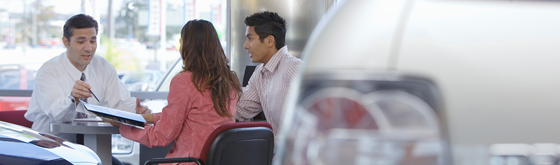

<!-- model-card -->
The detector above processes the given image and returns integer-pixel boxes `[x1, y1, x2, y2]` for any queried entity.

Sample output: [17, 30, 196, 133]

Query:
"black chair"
[144, 121, 274, 165]
[242, 65, 257, 87]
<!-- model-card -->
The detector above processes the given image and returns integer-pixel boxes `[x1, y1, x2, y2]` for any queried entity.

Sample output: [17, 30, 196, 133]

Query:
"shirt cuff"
[66, 94, 77, 109]
[67, 94, 76, 103]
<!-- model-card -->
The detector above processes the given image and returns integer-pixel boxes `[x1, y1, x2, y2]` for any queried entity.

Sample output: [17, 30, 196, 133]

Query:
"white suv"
[275, 0, 560, 165]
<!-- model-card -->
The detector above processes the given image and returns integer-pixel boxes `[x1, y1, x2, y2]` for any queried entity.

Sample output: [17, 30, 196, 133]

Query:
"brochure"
[80, 101, 146, 129]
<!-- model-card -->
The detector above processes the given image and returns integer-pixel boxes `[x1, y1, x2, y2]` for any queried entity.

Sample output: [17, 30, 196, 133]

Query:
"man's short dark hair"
[63, 14, 98, 43]
[244, 11, 287, 50]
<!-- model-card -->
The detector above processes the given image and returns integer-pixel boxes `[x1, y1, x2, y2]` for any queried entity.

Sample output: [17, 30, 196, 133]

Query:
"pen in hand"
[89, 89, 100, 102]
[80, 73, 100, 102]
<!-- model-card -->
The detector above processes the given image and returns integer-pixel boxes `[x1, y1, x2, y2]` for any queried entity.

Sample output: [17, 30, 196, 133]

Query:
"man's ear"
[62, 37, 69, 48]
[265, 35, 275, 48]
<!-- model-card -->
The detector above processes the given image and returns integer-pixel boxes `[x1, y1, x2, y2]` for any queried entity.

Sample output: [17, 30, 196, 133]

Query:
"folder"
[80, 101, 146, 129]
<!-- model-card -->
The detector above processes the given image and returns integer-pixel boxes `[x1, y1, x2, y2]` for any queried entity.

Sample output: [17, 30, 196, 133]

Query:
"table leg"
[84, 134, 112, 165]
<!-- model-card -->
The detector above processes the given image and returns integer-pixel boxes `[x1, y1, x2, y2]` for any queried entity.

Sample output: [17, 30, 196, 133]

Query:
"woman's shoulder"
[173, 71, 193, 80]
[170, 71, 194, 87]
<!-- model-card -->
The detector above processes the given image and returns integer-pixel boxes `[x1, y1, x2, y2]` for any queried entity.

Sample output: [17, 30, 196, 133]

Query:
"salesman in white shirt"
[24, 14, 150, 143]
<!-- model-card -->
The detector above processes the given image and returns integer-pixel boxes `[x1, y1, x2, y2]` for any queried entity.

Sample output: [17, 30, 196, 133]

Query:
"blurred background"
[0, 1, 226, 164]
[0, 0, 226, 93]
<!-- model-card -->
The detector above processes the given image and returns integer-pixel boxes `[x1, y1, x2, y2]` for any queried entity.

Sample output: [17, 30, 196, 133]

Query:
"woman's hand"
[142, 114, 155, 124]
[102, 118, 121, 127]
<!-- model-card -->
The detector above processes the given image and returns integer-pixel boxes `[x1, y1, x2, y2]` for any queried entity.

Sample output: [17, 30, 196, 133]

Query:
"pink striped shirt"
[234, 46, 302, 135]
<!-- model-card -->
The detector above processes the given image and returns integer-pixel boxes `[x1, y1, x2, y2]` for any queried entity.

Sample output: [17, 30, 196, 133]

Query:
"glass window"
[0, 0, 228, 104]
[0, 69, 21, 89]
[1, 1, 228, 163]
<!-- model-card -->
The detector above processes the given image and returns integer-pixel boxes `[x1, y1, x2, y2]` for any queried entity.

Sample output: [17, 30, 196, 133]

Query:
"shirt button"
[267, 99, 269, 102]
[169, 149, 174, 153]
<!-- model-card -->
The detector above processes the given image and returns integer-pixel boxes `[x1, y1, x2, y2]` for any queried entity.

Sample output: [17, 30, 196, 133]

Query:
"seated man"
[24, 14, 149, 143]
[235, 11, 302, 136]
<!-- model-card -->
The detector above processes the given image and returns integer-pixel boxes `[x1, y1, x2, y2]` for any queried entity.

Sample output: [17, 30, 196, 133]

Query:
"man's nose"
[243, 41, 249, 49]
[84, 42, 93, 51]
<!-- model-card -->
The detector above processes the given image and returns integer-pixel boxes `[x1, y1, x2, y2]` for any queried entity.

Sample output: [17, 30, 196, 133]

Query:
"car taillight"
[277, 72, 451, 165]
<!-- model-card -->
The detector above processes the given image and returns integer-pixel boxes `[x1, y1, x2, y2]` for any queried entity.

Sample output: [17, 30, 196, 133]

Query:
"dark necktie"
[76, 73, 88, 119]
[76, 73, 88, 144]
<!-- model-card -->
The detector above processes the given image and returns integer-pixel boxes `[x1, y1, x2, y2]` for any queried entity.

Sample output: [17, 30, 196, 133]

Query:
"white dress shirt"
[25, 52, 136, 142]
[234, 46, 302, 135]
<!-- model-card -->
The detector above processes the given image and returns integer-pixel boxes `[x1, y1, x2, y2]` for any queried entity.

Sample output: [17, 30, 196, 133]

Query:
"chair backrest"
[0, 110, 33, 128]
[242, 65, 257, 87]
[199, 121, 274, 165]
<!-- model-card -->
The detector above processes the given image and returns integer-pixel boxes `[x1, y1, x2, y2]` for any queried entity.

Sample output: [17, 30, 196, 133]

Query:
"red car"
[0, 65, 35, 111]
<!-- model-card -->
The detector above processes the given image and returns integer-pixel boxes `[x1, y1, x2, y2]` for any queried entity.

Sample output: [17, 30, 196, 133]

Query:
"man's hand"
[72, 80, 92, 100]
[135, 98, 151, 114]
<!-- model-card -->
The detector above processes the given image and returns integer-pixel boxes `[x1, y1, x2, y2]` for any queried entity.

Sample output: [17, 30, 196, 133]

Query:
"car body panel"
[0, 137, 69, 164]
[302, 0, 402, 72]
[0, 121, 101, 164]
[277, 0, 560, 165]
[396, 0, 560, 163]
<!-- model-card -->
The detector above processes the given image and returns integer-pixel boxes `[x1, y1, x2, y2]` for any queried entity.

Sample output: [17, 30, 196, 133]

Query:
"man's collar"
[62, 52, 89, 80]
[262, 46, 288, 73]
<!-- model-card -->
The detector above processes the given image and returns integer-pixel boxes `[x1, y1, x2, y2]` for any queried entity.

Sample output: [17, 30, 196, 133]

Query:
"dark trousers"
[77, 134, 84, 145]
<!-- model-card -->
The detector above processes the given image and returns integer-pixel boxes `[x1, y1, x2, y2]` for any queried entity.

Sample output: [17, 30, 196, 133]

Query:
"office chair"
[0, 110, 33, 128]
[242, 65, 257, 87]
[144, 121, 274, 165]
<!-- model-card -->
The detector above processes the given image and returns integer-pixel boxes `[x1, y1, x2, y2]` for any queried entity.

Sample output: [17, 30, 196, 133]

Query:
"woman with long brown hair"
[114, 19, 242, 161]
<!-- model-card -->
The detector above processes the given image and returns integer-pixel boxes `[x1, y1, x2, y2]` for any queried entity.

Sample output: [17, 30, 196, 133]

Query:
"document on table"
[80, 101, 146, 129]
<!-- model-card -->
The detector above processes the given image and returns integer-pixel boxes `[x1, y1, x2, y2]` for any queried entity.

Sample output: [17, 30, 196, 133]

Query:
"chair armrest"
[144, 157, 204, 165]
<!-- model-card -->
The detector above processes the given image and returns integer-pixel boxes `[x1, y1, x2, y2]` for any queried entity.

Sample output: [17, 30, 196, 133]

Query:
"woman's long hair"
[180, 20, 242, 117]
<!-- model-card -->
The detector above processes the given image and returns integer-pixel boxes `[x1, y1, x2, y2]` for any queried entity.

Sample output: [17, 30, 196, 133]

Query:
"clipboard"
[80, 101, 146, 129]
